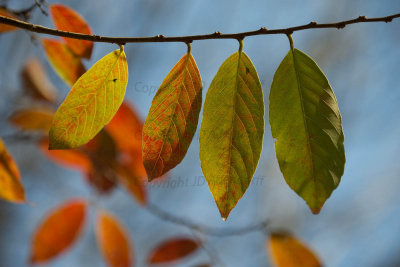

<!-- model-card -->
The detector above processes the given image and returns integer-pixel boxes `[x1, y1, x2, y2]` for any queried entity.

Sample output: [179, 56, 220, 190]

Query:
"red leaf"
[42, 39, 86, 86]
[29, 199, 86, 263]
[96, 211, 133, 267]
[50, 4, 93, 59]
[148, 237, 199, 264]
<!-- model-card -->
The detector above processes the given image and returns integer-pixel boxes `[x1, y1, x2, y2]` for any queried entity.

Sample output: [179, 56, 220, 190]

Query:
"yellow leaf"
[268, 232, 322, 267]
[49, 48, 128, 149]
[0, 138, 25, 203]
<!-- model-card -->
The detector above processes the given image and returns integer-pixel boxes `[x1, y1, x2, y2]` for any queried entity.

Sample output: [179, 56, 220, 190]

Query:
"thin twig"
[0, 13, 399, 44]
[146, 202, 269, 237]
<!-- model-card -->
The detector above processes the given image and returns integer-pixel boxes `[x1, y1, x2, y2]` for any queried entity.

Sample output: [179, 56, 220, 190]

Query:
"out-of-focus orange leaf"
[107, 102, 142, 154]
[0, 8, 18, 33]
[96, 211, 133, 267]
[84, 130, 118, 193]
[50, 4, 93, 59]
[21, 57, 58, 102]
[85, 167, 116, 194]
[268, 232, 322, 267]
[0, 138, 25, 203]
[42, 38, 86, 86]
[39, 137, 92, 173]
[9, 108, 55, 132]
[29, 199, 86, 264]
[148, 237, 199, 264]
[107, 102, 147, 181]
[115, 164, 147, 205]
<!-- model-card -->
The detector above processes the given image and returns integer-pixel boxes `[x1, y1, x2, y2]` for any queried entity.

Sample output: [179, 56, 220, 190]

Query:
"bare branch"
[0, 13, 399, 44]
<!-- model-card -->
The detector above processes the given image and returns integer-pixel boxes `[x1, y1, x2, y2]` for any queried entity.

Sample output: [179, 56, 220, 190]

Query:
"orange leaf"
[143, 53, 202, 180]
[268, 232, 322, 267]
[39, 137, 92, 173]
[96, 211, 133, 267]
[148, 237, 199, 264]
[107, 102, 147, 181]
[21, 57, 58, 103]
[42, 39, 86, 86]
[0, 138, 25, 203]
[9, 108, 55, 132]
[107, 102, 143, 156]
[50, 4, 93, 59]
[30, 199, 86, 264]
[0, 8, 18, 33]
[115, 163, 147, 205]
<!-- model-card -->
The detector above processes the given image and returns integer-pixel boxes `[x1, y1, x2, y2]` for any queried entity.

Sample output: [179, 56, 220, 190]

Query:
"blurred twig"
[146, 202, 269, 237]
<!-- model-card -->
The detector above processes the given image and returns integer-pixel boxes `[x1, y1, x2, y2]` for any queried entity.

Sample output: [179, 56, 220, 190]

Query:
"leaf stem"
[287, 34, 294, 51]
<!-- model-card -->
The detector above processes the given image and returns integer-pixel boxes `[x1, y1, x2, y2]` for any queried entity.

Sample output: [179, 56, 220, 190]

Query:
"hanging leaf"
[0, 8, 18, 33]
[0, 138, 25, 203]
[268, 232, 322, 267]
[29, 199, 86, 264]
[21, 57, 58, 103]
[142, 53, 202, 180]
[9, 108, 55, 132]
[49, 48, 128, 149]
[96, 211, 133, 267]
[39, 137, 92, 173]
[50, 4, 93, 59]
[148, 237, 199, 264]
[199, 50, 264, 220]
[269, 48, 345, 214]
[107, 102, 147, 181]
[42, 39, 86, 86]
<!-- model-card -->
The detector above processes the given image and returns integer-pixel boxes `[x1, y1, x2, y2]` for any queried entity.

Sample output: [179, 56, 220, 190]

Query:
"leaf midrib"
[291, 49, 318, 199]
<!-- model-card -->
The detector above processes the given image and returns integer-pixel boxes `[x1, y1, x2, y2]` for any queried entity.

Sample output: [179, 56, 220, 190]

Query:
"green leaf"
[269, 48, 345, 214]
[49, 48, 128, 149]
[199, 51, 264, 220]
[143, 53, 202, 180]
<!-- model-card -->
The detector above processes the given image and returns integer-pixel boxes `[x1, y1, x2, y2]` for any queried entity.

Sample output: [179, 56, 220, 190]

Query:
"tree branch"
[0, 13, 399, 44]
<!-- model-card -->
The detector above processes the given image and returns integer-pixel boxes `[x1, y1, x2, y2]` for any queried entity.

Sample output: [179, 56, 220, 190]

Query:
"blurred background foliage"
[0, 0, 399, 266]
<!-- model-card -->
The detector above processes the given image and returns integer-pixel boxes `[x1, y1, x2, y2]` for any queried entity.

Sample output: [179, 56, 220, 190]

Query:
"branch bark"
[0, 13, 399, 44]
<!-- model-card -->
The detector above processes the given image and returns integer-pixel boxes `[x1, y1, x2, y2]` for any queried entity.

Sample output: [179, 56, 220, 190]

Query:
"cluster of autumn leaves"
[3, 2, 346, 219]
[0, 2, 347, 266]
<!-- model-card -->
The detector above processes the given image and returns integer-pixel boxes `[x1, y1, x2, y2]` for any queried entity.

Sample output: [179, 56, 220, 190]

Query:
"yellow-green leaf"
[49, 48, 128, 149]
[269, 48, 345, 214]
[0, 138, 26, 203]
[268, 231, 322, 267]
[143, 53, 202, 180]
[199, 50, 264, 220]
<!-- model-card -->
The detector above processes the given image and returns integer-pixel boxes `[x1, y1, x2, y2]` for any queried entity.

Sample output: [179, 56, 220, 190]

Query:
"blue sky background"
[0, 0, 399, 266]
